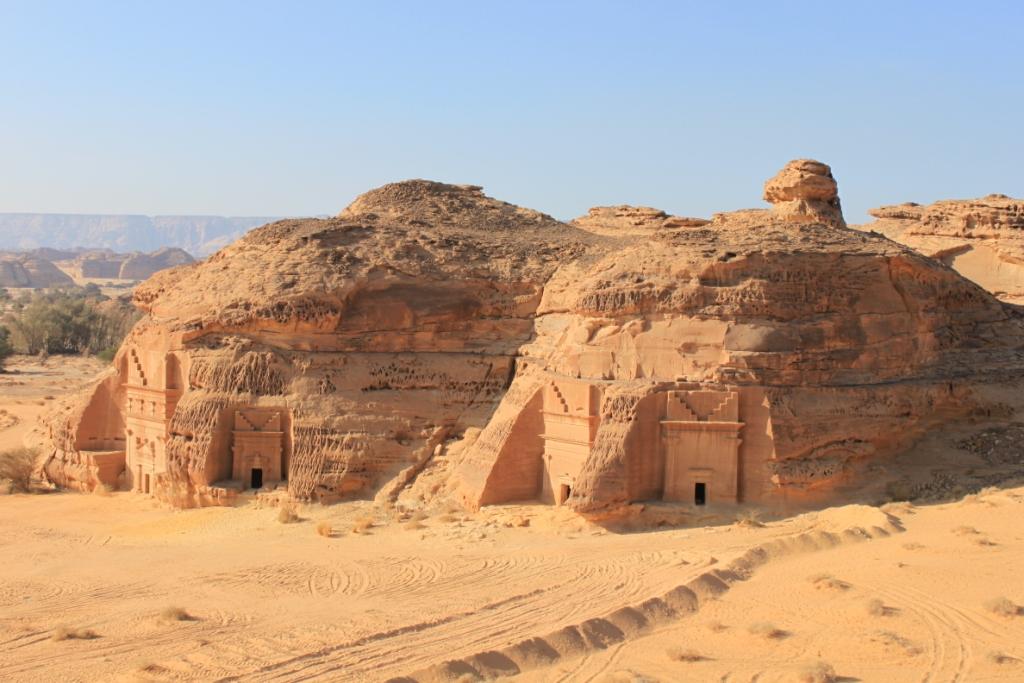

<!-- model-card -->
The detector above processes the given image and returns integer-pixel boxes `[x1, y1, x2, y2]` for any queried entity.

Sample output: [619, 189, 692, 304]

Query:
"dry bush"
[504, 514, 530, 528]
[0, 447, 38, 493]
[438, 512, 458, 524]
[706, 620, 729, 632]
[902, 542, 925, 551]
[953, 525, 980, 536]
[410, 509, 428, 522]
[866, 598, 887, 617]
[873, 630, 922, 655]
[985, 596, 1022, 617]
[316, 521, 333, 537]
[809, 573, 850, 591]
[797, 660, 837, 683]
[404, 519, 427, 531]
[748, 621, 787, 639]
[159, 606, 195, 622]
[666, 646, 705, 662]
[277, 505, 300, 524]
[753, 622, 790, 639]
[92, 483, 111, 497]
[352, 515, 374, 534]
[973, 536, 998, 547]
[52, 625, 98, 641]
[734, 509, 765, 528]
[986, 650, 1020, 665]
[136, 661, 167, 674]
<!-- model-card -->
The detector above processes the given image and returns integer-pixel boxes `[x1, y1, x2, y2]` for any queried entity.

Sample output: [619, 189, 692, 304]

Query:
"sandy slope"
[2, 358, 1023, 683]
[0, 355, 108, 451]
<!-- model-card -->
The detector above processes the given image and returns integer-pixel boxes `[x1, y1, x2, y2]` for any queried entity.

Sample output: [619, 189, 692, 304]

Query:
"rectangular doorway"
[694, 482, 707, 506]
[558, 483, 571, 505]
[251, 468, 264, 490]
[144, 474, 151, 494]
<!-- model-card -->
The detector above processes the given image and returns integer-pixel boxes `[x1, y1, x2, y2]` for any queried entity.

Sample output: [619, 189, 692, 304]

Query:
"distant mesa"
[0, 214, 280, 256]
[39, 161, 1024, 520]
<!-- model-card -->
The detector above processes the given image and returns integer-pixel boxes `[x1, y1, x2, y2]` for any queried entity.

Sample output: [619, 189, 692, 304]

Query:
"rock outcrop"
[41, 162, 1024, 516]
[857, 194, 1024, 303]
[570, 206, 709, 236]
[763, 159, 845, 228]
[43, 181, 597, 505]
[76, 247, 195, 281]
[118, 247, 195, 280]
[0, 254, 76, 288]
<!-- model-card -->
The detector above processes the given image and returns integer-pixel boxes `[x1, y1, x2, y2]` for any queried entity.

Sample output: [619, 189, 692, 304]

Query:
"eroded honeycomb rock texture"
[41, 163, 1024, 513]
[857, 194, 1024, 303]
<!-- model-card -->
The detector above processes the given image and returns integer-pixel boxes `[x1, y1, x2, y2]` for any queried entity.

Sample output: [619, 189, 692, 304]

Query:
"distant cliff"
[0, 214, 280, 256]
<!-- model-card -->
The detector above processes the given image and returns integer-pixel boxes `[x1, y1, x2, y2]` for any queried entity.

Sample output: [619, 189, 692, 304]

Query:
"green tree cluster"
[0, 325, 12, 370]
[2, 288, 139, 358]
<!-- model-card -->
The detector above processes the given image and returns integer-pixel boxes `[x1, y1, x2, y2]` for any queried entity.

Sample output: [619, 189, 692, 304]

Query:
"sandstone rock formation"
[43, 181, 595, 505]
[41, 163, 1024, 515]
[570, 206, 709, 236]
[857, 194, 1024, 303]
[75, 247, 195, 280]
[763, 159, 845, 228]
[0, 253, 76, 288]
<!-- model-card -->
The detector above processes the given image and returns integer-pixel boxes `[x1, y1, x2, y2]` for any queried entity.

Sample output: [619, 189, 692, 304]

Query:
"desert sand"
[3, 357, 1024, 682]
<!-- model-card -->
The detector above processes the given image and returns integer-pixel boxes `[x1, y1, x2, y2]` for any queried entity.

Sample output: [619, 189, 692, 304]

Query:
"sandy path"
[542, 490, 1024, 683]
[0, 489, 914, 683]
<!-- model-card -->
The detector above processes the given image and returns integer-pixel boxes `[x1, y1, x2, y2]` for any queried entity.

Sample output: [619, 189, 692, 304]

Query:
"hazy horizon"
[1, 1, 1021, 225]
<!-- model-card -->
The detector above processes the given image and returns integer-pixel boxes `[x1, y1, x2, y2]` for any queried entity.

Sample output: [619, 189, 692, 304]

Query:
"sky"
[0, 1, 1021, 224]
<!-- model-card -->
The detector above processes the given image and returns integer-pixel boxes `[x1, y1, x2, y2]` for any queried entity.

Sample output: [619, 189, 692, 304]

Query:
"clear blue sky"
[0, 1, 1020, 224]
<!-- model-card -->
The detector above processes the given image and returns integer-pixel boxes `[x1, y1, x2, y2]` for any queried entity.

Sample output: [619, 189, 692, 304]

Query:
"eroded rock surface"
[0, 254, 75, 287]
[857, 194, 1024, 303]
[75, 247, 195, 280]
[41, 162, 1024, 515]
[570, 206, 709, 236]
[763, 159, 845, 228]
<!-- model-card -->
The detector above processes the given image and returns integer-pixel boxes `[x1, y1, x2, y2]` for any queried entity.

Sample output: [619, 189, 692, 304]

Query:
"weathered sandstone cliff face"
[857, 194, 1024, 303]
[43, 181, 597, 505]
[0, 254, 76, 288]
[41, 164, 1024, 514]
[75, 247, 195, 280]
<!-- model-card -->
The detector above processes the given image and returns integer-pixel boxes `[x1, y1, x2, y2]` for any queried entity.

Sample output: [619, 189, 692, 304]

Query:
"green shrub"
[2, 288, 139, 357]
[0, 325, 12, 370]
